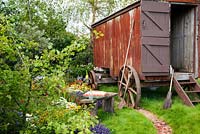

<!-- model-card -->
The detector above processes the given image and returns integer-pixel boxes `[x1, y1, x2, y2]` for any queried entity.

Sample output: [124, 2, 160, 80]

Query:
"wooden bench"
[79, 99, 98, 115]
[79, 91, 118, 113]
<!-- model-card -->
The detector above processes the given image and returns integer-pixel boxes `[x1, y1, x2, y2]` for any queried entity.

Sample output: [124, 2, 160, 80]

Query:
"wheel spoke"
[128, 90, 135, 108]
[128, 87, 137, 95]
[126, 92, 130, 106]
[123, 73, 128, 83]
[119, 87, 124, 97]
[118, 81, 127, 87]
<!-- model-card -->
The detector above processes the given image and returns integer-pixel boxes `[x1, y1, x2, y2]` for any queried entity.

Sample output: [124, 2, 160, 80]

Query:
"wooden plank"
[173, 78, 194, 106]
[142, 37, 169, 46]
[134, 7, 142, 74]
[167, 0, 198, 3]
[115, 16, 121, 76]
[189, 76, 200, 91]
[141, 1, 170, 13]
[105, 21, 110, 69]
[96, 77, 117, 84]
[142, 65, 169, 73]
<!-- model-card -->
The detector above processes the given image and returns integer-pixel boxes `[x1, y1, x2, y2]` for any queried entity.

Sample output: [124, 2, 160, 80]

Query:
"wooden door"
[141, 1, 170, 76]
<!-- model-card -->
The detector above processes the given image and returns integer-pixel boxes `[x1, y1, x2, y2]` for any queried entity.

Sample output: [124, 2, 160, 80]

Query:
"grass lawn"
[141, 87, 200, 134]
[98, 108, 156, 134]
[98, 84, 200, 134]
[98, 85, 157, 134]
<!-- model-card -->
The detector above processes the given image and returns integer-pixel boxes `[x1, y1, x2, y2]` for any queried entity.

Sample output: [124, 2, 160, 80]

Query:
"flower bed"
[22, 81, 111, 134]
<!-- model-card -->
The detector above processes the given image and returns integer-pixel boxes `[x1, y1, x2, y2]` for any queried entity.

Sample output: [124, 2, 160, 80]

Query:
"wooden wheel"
[88, 70, 98, 89]
[118, 65, 141, 108]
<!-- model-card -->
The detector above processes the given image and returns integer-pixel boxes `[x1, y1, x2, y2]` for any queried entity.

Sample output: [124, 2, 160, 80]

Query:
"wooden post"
[103, 97, 115, 113]
[102, 93, 117, 113]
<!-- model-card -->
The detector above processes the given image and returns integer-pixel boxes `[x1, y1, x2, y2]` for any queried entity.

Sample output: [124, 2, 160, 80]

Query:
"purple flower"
[90, 124, 110, 134]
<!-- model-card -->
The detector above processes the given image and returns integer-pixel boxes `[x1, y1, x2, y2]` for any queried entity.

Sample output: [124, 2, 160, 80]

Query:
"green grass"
[141, 87, 200, 134]
[98, 84, 200, 134]
[98, 84, 157, 134]
[98, 108, 156, 134]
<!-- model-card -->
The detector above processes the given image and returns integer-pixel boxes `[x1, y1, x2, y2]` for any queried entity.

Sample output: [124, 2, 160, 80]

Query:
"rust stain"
[93, 7, 141, 78]
[92, 0, 200, 80]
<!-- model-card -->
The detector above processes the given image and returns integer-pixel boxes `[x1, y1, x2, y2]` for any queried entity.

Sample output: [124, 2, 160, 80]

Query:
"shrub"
[22, 98, 98, 134]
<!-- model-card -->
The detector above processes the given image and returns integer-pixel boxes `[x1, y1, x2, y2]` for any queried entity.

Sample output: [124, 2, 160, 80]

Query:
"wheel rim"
[88, 70, 97, 89]
[118, 65, 141, 108]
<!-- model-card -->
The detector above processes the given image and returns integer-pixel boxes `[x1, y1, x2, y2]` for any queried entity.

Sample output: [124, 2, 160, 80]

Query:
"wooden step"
[96, 77, 117, 84]
[185, 90, 200, 93]
[174, 76, 200, 106]
[179, 81, 196, 85]
[173, 78, 194, 106]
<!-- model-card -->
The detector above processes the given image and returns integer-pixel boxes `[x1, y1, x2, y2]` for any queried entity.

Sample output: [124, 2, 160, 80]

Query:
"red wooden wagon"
[89, 0, 200, 108]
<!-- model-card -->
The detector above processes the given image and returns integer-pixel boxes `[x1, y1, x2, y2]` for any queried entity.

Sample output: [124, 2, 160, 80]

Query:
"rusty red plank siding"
[109, 20, 113, 74]
[112, 18, 117, 76]
[123, 10, 130, 67]
[115, 16, 121, 76]
[95, 26, 100, 67]
[102, 24, 106, 67]
[198, 5, 200, 77]
[119, 10, 130, 73]
[134, 7, 142, 76]
[93, 6, 142, 78]
[105, 22, 110, 69]
[119, 14, 125, 73]
[99, 24, 105, 67]
[93, 27, 97, 66]
[93, 24, 105, 67]
[130, 10, 135, 68]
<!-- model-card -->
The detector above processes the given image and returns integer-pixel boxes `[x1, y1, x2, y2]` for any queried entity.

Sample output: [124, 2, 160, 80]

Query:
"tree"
[0, 13, 91, 133]
[43, 0, 133, 34]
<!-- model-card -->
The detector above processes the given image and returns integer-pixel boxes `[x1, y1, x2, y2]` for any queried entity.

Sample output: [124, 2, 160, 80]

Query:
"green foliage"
[2, 0, 93, 79]
[0, 70, 29, 133]
[0, 13, 55, 133]
[68, 37, 93, 78]
[31, 36, 91, 79]
[23, 101, 98, 134]
[0, 2, 93, 132]
[1, 0, 98, 133]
